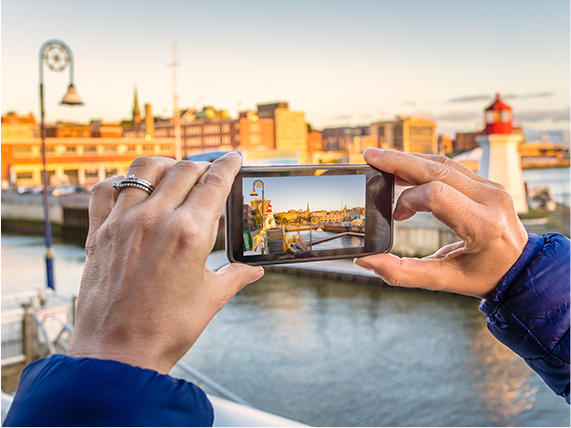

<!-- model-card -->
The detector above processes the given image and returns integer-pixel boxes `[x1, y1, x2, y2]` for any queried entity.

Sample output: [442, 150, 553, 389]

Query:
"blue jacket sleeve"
[4, 354, 214, 427]
[479, 233, 570, 404]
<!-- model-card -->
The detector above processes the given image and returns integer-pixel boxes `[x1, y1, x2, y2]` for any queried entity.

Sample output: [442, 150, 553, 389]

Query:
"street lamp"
[39, 40, 84, 290]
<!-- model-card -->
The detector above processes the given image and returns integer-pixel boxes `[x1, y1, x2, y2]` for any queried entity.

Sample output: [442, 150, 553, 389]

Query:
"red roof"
[485, 93, 512, 111]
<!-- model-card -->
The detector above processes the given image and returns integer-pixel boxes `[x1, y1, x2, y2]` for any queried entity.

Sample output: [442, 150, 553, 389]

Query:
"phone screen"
[242, 175, 366, 256]
[227, 164, 393, 265]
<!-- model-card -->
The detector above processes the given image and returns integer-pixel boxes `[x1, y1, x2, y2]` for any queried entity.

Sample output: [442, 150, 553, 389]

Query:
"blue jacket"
[479, 233, 570, 403]
[4, 355, 213, 427]
[5, 233, 570, 426]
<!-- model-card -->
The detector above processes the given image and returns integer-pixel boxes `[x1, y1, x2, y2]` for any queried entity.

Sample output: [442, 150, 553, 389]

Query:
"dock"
[206, 250, 383, 284]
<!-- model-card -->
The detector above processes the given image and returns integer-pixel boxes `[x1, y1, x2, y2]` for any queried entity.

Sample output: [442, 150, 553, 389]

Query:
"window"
[222, 135, 230, 144]
[16, 172, 33, 180]
[46, 146, 55, 155]
[13, 146, 32, 156]
[250, 123, 260, 132]
[222, 124, 230, 133]
[251, 135, 260, 144]
[104, 146, 117, 153]
[143, 145, 154, 153]
[160, 145, 172, 154]
[234, 122, 240, 130]
[105, 169, 118, 178]
[84, 145, 97, 154]
[66, 146, 77, 154]
[85, 169, 99, 180]
[127, 145, 137, 153]
[235, 134, 240, 142]
[189, 137, 201, 147]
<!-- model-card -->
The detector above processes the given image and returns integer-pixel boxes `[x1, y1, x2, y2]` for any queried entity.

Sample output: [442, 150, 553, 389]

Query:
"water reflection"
[469, 325, 537, 425]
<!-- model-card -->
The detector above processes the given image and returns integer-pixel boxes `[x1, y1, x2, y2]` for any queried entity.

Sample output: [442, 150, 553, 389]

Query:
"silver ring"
[113, 174, 155, 195]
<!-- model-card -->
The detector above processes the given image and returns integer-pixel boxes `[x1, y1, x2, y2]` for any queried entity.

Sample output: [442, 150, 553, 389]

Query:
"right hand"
[354, 148, 529, 299]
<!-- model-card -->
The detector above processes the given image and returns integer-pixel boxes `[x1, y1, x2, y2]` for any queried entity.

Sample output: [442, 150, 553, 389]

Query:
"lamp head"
[250, 190, 258, 197]
[60, 84, 84, 106]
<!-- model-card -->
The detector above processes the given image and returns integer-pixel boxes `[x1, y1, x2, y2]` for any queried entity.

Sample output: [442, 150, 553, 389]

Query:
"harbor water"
[285, 230, 364, 251]
[523, 167, 570, 205]
[2, 234, 569, 426]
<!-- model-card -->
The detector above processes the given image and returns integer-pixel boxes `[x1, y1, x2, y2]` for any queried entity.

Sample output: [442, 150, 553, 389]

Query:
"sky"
[243, 175, 365, 213]
[2, 1, 569, 135]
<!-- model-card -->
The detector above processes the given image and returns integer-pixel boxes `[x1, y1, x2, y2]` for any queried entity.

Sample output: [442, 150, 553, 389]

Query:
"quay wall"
[1, 200, 63, 224]
[1, 197, 457, 256]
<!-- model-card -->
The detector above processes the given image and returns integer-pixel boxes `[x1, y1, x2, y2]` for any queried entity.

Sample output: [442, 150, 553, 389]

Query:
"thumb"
[354, 253, 444, 290]
[212, 263, 265, 300]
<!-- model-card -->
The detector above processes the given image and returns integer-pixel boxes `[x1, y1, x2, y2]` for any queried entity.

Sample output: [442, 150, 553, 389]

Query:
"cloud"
[448, 94, 490, 103]
[327, 114, 353, 121]
[514, 107, 570, 123]
[448, 92, 554, 103]
[505, 92, 554, 100]
[402, 101, 416, 106]
[432, 111, 481, 122]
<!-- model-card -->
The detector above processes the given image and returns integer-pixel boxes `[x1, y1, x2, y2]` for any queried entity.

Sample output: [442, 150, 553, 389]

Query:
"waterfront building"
[1, 136, 176, 188]
[369, 116, 437, 154]
[454, 132, 479, 153]
[236, 110, 274, 151]
[476, 93, 528, 213]
[46, 122, 92, 138]
[307, 130, 323, 153]
[438, 134, 453, 155]
[1, 112, 39, 139]
[257, 102, 308, 157]
[321, 126, 369, 152]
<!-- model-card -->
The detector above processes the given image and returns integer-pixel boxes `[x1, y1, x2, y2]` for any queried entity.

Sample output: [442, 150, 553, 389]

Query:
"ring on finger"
[113, 174, 155, 194]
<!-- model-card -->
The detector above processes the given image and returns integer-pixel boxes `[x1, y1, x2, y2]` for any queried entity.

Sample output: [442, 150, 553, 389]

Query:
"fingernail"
[224, 151, 241, 158]
[248, 268, 265, 284]
[364, 148, 383, 159]
[354, 258, 374, 271]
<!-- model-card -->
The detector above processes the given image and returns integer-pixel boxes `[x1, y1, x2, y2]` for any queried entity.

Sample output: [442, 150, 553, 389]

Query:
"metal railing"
[172, 361, 253, 408]
[1, 299, 252, 408]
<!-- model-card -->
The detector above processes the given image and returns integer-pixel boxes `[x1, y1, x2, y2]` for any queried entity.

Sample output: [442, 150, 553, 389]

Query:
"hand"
[68, 154, 264, 374]
[354, 148, 528, 299]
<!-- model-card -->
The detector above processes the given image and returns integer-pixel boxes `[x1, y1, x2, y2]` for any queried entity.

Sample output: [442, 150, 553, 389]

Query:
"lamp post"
[39, 40, 84, 290]
[250, 179, 265, 253]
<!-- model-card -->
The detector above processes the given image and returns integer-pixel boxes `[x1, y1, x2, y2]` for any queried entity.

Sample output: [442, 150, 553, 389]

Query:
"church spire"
[132, 86, 142, 125]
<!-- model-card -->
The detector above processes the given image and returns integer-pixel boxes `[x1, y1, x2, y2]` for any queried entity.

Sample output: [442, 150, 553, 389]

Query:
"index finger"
[181, 152, 242, 220]
[364, 148, 486, 201]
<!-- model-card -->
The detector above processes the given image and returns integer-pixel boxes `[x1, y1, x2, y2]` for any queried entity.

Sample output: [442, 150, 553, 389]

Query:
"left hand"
[68, 154, 264, 374]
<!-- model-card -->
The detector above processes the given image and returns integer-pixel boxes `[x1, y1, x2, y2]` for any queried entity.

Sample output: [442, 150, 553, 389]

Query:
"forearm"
[479, 233, 570, 403]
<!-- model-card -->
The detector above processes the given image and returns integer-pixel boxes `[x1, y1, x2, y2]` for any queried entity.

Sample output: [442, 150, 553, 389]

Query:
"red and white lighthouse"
[476, 93, 528, 213]
[263, 202, 277, 229]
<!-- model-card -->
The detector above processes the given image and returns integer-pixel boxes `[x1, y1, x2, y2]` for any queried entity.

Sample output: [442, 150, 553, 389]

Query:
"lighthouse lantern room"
[484, 93, 513, 135]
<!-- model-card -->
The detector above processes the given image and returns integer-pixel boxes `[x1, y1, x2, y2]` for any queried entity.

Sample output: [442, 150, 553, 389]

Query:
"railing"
[172, 361, 253, 408]
[1, 295, 252, 409]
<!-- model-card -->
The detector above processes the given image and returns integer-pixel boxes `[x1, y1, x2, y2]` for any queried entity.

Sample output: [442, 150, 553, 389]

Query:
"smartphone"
[226, 164, 394, 266]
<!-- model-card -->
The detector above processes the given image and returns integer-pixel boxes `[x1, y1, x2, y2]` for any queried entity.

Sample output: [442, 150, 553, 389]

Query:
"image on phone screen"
[242, 175, 366, 256]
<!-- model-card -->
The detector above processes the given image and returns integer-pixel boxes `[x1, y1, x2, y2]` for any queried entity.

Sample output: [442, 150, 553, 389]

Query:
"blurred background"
[1, 1, 569, 426]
